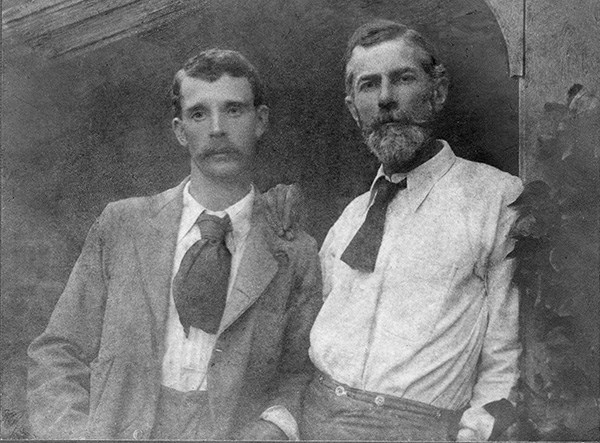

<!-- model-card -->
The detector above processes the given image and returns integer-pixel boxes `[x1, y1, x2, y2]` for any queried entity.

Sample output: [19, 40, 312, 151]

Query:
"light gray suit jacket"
[27, 179, 322, 440]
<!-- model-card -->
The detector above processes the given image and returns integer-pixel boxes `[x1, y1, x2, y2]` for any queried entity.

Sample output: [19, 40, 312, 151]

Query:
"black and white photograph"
[1, 0, 598, 440]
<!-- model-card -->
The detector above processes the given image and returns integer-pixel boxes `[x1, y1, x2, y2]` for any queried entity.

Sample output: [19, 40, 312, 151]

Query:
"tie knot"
[197, 213, 232, 243]
[374, 177, 406, 204]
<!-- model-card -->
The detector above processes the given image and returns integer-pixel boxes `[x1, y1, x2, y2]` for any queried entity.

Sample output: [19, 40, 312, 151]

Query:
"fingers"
[264, 206, 284, 237]
[262, 183, 303, 241]
[282, 186, 294, 233]
[284, 184, 303, 240]
[262, 185, 285, 236]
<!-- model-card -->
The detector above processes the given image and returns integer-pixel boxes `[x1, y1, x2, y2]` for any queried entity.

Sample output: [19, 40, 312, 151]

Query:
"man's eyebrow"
[356, 73, 381, 83]
[357, 66, 419, 82]
[184, 99, 253, 114]
[389, 67, 419, 78]
[185, 103, 207, 114]
[223, 100, 253, 107]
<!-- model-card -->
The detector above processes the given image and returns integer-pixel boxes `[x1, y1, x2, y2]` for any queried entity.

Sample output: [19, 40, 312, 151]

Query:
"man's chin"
[194, 156, 250, 180]
[374, 151, 417, 171]
[369, 140, 421, 166]
[366, 124, 428, 166]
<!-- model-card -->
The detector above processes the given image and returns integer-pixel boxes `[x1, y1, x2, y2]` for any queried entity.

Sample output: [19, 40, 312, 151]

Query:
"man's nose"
[209, 113, 226, 136]
[378, 81, 397, 111]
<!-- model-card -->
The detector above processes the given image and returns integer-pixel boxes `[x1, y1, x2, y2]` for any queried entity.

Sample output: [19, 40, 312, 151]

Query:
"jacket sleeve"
[261, 234, 323, 437]
[458, 178, 523, 441]
[27, 208, 111, 439]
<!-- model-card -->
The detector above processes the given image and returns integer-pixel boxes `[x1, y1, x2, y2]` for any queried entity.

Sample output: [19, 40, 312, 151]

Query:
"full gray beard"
[365, 123, 428, 167]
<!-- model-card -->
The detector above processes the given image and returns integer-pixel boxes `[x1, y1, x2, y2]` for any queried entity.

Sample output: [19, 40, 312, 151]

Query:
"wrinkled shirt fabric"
[310, 141, 523, 440]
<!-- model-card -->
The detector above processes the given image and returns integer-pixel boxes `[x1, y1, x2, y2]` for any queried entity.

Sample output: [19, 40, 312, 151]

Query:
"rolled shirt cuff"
[260, 405, 299, 441]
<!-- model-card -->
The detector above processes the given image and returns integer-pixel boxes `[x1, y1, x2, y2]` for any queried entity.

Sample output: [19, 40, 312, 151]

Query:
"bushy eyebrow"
[356, 67, 420, 85]
[223, 100, 253, 108]
[389, 67, 419, 81]
[185, 100, 252, 114]
[356, 73, 381, 85]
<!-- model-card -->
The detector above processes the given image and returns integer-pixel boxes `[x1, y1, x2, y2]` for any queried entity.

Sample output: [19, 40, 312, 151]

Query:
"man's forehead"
[347, 38, 427, 79]
[180, 74, 254, 107]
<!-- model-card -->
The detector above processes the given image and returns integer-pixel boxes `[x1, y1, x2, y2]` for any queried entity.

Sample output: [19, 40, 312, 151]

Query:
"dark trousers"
[300, 372, 463, 441]
[150, 386, 214, 440]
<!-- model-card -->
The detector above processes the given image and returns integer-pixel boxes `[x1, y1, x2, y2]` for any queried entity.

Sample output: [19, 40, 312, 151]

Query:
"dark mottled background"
[1, 0, 517, 430]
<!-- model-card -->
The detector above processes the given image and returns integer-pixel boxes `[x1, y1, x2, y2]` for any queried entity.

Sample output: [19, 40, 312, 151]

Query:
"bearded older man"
[300, 20, 523, 441]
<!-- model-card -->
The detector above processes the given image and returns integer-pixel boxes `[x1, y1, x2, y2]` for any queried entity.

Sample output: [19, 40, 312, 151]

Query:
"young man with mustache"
[27, 49, 322, 440]
[301, 20, 523, 441]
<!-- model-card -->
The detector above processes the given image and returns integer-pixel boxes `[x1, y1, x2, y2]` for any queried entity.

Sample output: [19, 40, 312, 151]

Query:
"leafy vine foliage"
[510, 85, 599, 440]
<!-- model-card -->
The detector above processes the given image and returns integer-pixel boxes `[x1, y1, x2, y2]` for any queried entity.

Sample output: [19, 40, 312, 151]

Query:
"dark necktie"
[173, 213, 232, 336]
[341, 177, 406, 273]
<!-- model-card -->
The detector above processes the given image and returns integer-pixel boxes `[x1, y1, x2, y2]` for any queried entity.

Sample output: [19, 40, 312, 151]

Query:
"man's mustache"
[370, 110, 431, 131]
[200, 144, 244, 158]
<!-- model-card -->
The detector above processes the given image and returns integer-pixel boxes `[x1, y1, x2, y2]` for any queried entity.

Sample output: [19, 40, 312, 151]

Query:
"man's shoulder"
[99, 183, 183, 226]
[258, 220, 319, 262]
[250, 196, 319, 264]
[288, 229, 319, 256]
[451, 157, 523, 201]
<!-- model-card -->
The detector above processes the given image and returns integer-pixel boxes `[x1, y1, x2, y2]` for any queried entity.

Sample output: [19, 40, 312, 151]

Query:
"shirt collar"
[179, 180, 255, 252]
[368, 140, 456, 212]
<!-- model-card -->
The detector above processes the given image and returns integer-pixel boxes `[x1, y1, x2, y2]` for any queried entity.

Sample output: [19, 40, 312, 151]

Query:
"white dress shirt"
[161, 181, 254, 391]
[159, 182, 299, 440]
[310, 141, 523, 440]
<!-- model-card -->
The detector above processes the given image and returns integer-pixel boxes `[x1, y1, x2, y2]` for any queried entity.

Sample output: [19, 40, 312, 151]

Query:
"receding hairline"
[345, 36, 434, 91]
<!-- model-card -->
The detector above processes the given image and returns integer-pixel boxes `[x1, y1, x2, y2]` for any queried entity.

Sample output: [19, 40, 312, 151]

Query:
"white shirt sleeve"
[458, 177, 523, 440]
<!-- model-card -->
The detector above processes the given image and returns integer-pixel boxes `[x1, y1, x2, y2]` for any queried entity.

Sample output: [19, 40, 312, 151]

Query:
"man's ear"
[345, 95, 360, 127]
[431, 79, 448, 113]
[255, 105, 269, 139]
[172, 117, 187, 146]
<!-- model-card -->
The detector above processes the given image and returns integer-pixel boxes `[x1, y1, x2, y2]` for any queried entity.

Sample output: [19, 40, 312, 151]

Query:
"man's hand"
[235, 419, 289, 441]
[262, 183, 303, 241]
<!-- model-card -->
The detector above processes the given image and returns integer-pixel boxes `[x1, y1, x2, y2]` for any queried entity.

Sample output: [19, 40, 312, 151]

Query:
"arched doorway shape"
[482, 1, 525, 78]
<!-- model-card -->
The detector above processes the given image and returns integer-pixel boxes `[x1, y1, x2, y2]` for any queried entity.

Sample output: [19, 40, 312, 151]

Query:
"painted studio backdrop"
[2, 0, 598, 440]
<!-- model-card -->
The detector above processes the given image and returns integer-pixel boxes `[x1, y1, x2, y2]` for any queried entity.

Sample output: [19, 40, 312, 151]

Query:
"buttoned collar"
[178, 180, 255, 253]
[368, 140, 456, 213]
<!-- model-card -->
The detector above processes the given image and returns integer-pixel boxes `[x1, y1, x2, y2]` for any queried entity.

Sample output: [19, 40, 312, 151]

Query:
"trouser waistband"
[315, 371, 461, 420]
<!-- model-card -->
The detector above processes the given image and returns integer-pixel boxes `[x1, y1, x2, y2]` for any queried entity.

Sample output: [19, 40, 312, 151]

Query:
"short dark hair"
[344, 19, 447, 95]
[172, 49, 265, 118]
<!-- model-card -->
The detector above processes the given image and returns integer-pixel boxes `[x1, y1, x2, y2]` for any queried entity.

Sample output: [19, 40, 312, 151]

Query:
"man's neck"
[383, 138, 442, 176]
[188, 170, 251, 212]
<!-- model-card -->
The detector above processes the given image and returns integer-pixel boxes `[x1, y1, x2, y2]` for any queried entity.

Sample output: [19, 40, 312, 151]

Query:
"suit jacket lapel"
[218, 201, 279, 335]
[134, 180, 186, 349]
[131, 182, 278, 340]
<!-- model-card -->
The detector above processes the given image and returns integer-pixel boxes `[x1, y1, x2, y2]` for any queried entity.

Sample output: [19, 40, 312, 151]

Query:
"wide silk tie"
[340, 177, 406, 273]
[173, 213, 232, 336]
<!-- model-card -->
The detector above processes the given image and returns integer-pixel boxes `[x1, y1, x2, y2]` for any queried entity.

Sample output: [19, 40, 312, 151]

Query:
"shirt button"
[335, 386, 346, 396]
[374, 395, 385, 406]
[132, 429, 144, 440]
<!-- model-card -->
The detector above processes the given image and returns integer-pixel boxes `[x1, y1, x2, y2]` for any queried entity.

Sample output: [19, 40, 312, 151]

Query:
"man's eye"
[191, 110, 206, 120]
[358, 81, 375, 91]
[227, 106, 243, 116]
[400, 75, 416, 83]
